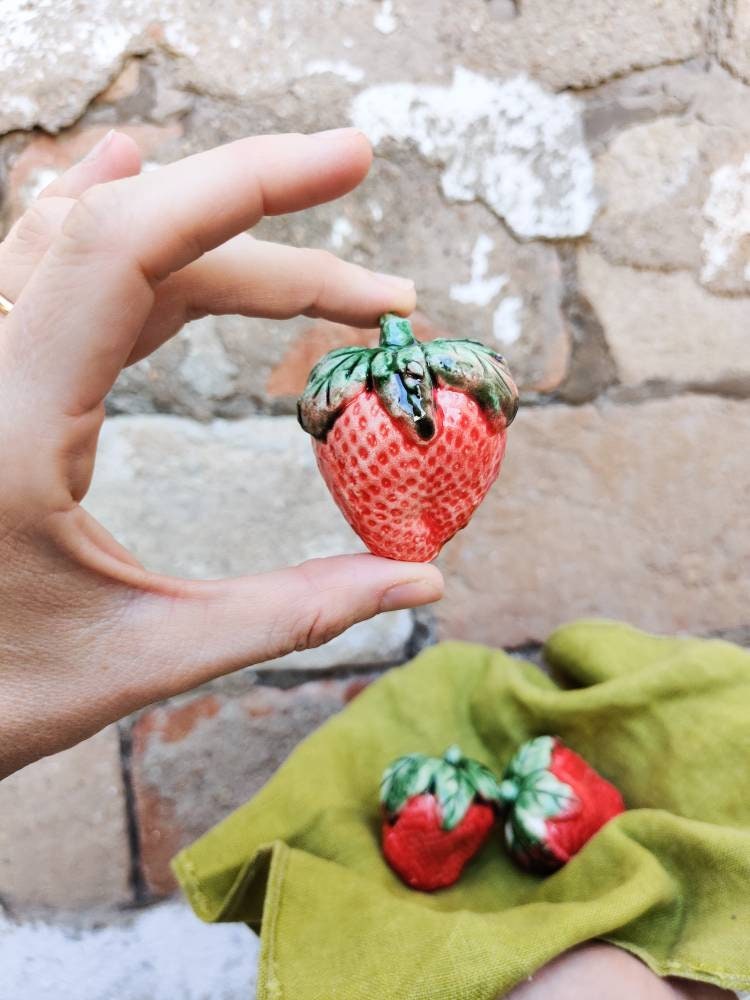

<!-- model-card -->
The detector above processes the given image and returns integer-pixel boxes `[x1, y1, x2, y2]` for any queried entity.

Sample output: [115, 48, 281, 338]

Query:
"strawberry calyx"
[298, 313, 518, 445]
[380, 745, 500, 831]
[498, 736, 580, 862]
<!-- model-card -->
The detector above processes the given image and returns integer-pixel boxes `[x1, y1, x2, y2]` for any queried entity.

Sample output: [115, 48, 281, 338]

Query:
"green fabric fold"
[173, 621, 750, 998]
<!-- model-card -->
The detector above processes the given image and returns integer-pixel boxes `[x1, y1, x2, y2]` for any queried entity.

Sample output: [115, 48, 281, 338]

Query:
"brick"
[437, 396, 750, 647]
[83, 414, 414, 672]
[131, 678, 373, 895]
[0, 727, 131, 910]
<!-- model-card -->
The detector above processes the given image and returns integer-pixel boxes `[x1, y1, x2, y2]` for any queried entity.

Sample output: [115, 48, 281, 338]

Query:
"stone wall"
[1, 0, 749, 915]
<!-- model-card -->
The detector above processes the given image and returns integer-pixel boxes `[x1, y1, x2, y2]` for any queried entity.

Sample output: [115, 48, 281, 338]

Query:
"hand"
[0, 128, 443, 779]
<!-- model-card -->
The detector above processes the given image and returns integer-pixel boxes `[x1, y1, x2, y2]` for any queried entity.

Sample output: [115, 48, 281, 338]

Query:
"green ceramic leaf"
[297, 347, 372, 440]
[380, 753, 440, 815]
[463, 759, 501, 802]
[512, 803, 551, 842]
[434, 764, 475, 831]
[504, 735, 555, 782]
[518, 771, 578, 820]
[499, 736, 579, 856]
[423, 338, 518, 428]
[298, 314, 519, 442]
[409, 756, 441, 798]
[380, 755, 420, 809]
[382, 745, 502, 828]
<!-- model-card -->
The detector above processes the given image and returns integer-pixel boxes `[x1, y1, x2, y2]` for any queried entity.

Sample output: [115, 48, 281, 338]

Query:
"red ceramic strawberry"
[499, 735, 625, 874]
[380, 745, 499, 891]
[297, 313, 518, 562]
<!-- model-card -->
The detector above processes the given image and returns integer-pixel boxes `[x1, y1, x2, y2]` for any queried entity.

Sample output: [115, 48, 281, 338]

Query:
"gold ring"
[0, 292, 13, 316]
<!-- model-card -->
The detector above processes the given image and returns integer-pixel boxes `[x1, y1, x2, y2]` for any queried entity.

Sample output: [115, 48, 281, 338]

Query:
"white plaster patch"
[701, 154, 750, 287]
[352, 69, 597, 239]
[368, 200, 384, 222]
[258, 5, 273, 30]
[0, 901, 259, 1000]
[179, 318, 239, 400]
[304, 59, 364, 84]
[374, 0, 397, 34]
[493, 296, 523, 345]
[449, 234, 508, 306]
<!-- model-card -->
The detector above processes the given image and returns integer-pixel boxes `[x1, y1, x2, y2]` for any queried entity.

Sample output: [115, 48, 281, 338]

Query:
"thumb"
[132, 554, 444, 702]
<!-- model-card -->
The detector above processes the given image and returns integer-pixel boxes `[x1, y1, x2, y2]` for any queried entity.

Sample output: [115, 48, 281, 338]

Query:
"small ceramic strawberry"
[499, 735, 625, 874]
[297, 313, 518, 562]
[380, 745, 499, 891]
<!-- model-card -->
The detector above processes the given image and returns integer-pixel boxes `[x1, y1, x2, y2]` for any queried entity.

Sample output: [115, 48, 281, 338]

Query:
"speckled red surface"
[313, 387, 509, 562]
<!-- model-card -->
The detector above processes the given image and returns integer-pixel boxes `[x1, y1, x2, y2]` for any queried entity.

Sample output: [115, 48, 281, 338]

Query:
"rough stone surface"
[578, 250, 750, 390]
[0, 1, 712, 135]
[470, 0, 710, 91]
[437, 397, 750, 647]
[0, 901, 258, 1000]
[107, 315, 266, 421]
[589, 66, 750, 293]
[83, 415, 414, 671]
[131, 677, 372, 895]
[0, 728, 131, 911]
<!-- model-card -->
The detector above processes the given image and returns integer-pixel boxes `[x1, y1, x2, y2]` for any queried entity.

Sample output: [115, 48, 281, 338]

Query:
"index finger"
[6, 129, 374, 416]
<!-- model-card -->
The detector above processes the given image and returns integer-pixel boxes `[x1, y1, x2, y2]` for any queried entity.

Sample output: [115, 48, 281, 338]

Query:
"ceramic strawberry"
[297, 313, 518, 562]
[499, 735, 625, 874]
[380, 745, 499, 890]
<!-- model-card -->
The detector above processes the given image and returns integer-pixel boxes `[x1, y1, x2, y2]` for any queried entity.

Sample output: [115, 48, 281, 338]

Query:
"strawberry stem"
[443, 745, 463, 765]
[498, 779, 519, 805]
[379, 313, 416, 348]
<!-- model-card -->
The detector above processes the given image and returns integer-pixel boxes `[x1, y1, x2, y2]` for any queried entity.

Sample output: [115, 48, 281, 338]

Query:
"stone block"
[0, 728, 131, 910]
[437, 397, 750, 647]
[579, 250, 750, 391]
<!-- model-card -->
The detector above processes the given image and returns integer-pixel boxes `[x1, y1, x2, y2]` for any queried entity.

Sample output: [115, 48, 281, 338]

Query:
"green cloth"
[173, 622, 750, 998]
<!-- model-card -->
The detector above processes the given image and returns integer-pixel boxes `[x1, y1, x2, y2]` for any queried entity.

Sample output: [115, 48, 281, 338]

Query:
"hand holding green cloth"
[173, 622, 750, 998]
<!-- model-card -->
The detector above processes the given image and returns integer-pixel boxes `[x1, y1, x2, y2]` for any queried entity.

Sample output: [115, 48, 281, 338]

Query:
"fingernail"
[82, 129, 115, 162]
[379, 577, 443, 613]
[374, 271, 416, 291]
[312, 126, 363, 141]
